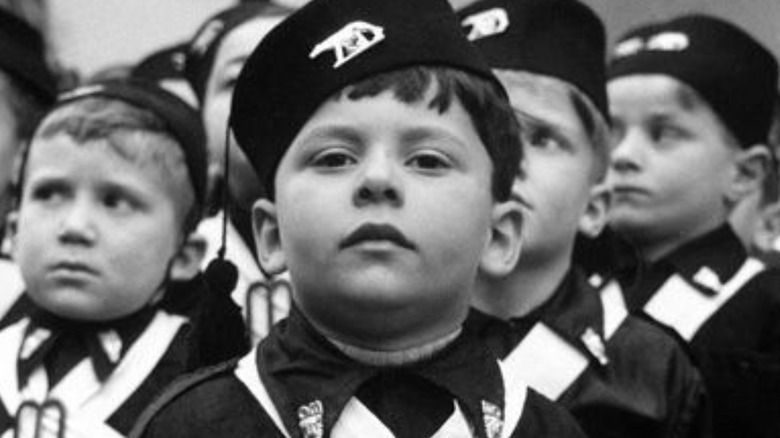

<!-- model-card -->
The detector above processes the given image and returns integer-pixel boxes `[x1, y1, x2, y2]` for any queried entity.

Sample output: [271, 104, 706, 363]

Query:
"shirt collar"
[468, 268, 610, 367]
[18, 304, 156, 387]
[258, 306, 505, 438]
[656, 224, 746, 294]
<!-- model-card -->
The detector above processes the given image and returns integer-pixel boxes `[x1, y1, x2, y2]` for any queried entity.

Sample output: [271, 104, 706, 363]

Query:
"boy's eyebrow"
[512, 107, 570, 139]
[645, 112, 679, 126]
[297, 125, 364, 146]
[399, 126, 471, 150]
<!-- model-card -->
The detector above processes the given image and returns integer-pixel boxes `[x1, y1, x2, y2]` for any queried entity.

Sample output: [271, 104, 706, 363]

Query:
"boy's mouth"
[51, 260, 98, 275]
[340, 223, 416, 250]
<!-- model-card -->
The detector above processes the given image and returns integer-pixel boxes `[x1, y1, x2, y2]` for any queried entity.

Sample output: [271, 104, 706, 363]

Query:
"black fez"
[230, 0, 503, 198]
[0, 8, 57, 102]
[184, 2, 291, 103]
[458, 0, 608, 120]
[48, 79, 208, 213]
[609, 14, 779, 148]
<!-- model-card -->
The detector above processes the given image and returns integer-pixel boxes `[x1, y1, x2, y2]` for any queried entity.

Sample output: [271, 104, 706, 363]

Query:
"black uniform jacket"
[466, 267, 711, 438]
[626, 225, 780, 438]
[133, 307, 587, 438]
[0, 273, 247, 438]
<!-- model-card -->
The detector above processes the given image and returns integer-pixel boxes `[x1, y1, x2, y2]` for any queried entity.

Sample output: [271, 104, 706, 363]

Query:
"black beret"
[51, 79, 208, 213]
[184, 2, 291, 103]
[609, 14, 779, 148]
[230, 0, 503, 198]
[458, 0, 607, 120]
[0, 8, 57, 102]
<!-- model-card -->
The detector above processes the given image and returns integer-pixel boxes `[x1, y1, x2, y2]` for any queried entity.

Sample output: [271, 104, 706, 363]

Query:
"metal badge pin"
[481, 400, 503, 438]
[15, 399, 66, 438]
[297, 400, 324, 438]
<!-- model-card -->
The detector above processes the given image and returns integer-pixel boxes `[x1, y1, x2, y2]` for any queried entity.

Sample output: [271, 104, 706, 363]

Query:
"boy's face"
[202, 16, 284, 205]
[607, 74, 740, 247]
[496, 71, 601, 262]
[11, 134, 184, 321]
[260, 89, 498, 347]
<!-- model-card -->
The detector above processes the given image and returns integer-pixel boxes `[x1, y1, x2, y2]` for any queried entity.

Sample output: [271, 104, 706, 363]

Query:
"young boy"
[0, 9, 57, 320]
[608, 15, 780, 438]
[130, 0, 588, 436]
[458, 1, 710, 437]
[0, 78, 228, 438]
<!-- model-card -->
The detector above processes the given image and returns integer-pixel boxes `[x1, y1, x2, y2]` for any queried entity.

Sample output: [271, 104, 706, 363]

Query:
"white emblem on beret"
[462, 8, 510, 41]
[309, 21, 385, 69]
[614, 31, 689, 58]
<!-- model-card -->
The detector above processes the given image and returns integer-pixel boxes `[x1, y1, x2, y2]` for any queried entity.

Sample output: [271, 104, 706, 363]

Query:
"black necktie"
[355, 370, 454, 438]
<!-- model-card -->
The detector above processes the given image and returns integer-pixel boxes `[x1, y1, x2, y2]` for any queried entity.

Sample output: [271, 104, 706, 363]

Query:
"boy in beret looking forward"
[459, 1, 710, 437]
[131, 0, 588, 436]
[608, 14, 780, 438]
[0, 79, 216, 438]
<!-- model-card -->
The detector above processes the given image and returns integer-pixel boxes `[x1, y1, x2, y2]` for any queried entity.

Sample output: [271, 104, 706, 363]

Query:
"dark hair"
[341, 66, 522, 201]
[0, 70, 50, 140]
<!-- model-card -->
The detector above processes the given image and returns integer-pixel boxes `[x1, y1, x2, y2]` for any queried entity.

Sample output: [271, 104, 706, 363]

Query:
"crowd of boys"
[0, 0, 778, 437]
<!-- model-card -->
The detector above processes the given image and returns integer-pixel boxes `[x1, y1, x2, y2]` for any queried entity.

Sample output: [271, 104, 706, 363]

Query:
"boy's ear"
[169, 233, 207, 281]
[4, 211, 18, 258]
[252, 199, 287, 276]
[479, 200, 524, 278]
[578, 183, 611, 238]
[754, 202, 780, 253]
[728, 144, 771, 203]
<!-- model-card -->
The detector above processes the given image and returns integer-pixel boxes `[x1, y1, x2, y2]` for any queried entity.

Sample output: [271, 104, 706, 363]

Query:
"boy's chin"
[28, 289, 146, 322]
[297, 284, 468, 349]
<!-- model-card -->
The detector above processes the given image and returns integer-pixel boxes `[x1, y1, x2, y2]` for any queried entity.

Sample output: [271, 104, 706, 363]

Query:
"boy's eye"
[309, 149, 357, 168]
[102, 190, 137, 213]
[649, 123, 687, 143]
[407, 152, 452, 171]
[525, 126, 564, 151]
[29, 182, 67, 203]
[217, 76, 239, 93]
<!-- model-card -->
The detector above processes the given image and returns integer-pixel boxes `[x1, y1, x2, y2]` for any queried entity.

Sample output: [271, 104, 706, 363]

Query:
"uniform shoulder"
[616, 312, 705, 370]
[747, 264, 780, 294]
[130, 359, 281, 438]
[511, 388, 588, 437]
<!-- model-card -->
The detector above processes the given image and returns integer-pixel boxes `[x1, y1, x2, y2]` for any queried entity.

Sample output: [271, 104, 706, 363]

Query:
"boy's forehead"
[609, 74, 697, 114]
[26, 133, 186, 191]
[499, 71, 588, 132]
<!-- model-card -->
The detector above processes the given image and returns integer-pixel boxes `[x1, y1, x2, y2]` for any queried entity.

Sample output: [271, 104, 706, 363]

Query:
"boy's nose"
[58, 201, 97, 245]
[610, 130, 644, 174]
[353, 154, 403, 207]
